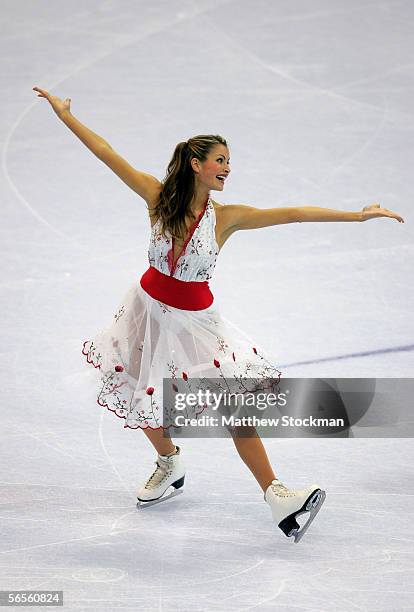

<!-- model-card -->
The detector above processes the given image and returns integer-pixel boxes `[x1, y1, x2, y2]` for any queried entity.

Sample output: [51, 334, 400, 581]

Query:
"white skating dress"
[82, 195, 282, 429]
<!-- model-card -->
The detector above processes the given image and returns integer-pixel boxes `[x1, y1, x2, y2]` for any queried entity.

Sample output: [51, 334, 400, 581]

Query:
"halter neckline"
[169, 196, 210, 276]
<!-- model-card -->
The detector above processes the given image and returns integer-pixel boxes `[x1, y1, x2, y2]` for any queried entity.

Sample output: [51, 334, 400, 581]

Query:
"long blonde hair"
[150, 134, 227, 240]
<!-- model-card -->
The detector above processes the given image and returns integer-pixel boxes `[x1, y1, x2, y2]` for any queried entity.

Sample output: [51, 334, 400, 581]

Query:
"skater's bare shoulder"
[211, 199, 249, 234]
[210, 199, 224, 213]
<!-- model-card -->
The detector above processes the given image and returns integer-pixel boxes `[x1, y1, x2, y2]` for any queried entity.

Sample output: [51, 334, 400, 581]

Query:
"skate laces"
[145, 458, 172, 489]
[270, 480, 295, 498]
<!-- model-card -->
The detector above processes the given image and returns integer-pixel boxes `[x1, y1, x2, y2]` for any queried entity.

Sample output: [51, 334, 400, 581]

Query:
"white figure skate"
[265, 479, 326, 543]
[136, 446, 185, 508]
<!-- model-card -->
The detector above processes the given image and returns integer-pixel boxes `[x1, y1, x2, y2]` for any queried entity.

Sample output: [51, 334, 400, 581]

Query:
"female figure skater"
[33, 87, 404, 543]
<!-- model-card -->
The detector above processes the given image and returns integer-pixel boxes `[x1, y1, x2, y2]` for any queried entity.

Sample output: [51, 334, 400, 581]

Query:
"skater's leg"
[141, 426, 177, 456]
[229, 426, 276, 493]
[230, 427, 326, 542]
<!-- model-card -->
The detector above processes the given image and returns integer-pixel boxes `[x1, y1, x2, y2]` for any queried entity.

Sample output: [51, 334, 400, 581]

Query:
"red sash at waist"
[140, 266, 214, 311]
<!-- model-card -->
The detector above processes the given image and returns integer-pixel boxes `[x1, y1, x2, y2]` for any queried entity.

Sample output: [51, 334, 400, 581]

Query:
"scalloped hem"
[82, 340, 172, 431]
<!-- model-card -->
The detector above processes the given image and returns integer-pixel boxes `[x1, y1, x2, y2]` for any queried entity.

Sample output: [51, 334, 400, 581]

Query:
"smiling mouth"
[216, 176, 226, 183]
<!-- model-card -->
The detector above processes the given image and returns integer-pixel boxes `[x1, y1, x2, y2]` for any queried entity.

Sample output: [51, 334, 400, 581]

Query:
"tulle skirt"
[81, 281, 282, 430]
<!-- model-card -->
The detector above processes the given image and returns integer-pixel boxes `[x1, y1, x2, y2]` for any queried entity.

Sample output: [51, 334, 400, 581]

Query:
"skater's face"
[191, 145, 231, 192]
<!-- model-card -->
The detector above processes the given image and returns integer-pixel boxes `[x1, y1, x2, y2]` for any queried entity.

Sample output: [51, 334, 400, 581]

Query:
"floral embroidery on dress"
[175, 260, 190, 277]
[82, 340, 103, 368]
[98, 369, 130, 413]
[190, 236, 203, 256]
[157, 301, 172, 314]
[114, 306, 125, 322]
[217, 336, 229, 353]
[167, 360, 179, 379]
[195, 267, 212, 280]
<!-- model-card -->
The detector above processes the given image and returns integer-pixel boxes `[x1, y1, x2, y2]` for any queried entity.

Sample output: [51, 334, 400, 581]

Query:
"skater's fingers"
[382, 209, 404, 223]
[361, 205, 405, 223]
[33, 86, 49, 98]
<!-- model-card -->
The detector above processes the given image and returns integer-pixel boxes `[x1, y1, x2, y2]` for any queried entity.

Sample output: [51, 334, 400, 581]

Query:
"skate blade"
[293, 490, 326, 543]
[136, 487, 183, 509]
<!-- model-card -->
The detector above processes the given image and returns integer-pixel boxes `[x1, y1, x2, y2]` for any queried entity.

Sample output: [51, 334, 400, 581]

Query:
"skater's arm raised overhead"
[60, 110, 161, 202]
[96, 147, 161, 203]
[32, 87, 161, 204]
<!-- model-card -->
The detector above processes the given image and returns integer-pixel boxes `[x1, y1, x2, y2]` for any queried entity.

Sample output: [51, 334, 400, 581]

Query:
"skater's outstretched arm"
[224, 202, 404, 231]
[32, 87, 161, 204]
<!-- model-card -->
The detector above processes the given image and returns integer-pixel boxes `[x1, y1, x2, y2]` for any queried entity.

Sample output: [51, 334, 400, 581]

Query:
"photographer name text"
[174, 415, 344, 428]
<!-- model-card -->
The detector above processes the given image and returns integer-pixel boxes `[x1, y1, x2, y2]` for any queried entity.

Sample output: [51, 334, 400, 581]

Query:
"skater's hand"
[360, 203, 404, 223]
[32, 86, 71, 119]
